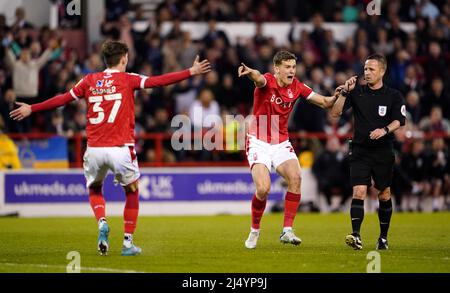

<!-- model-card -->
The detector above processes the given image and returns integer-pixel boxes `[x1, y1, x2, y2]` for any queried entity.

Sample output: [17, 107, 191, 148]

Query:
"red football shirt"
[70, 69, 147, 147]
[249, 73, 314, 144]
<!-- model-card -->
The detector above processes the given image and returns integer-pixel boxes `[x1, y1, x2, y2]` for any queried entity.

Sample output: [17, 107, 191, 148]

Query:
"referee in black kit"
[330, 54, 406, 250]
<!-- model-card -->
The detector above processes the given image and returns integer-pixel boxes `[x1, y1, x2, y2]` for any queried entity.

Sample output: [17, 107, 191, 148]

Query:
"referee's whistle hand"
[369, 128, 386, 140]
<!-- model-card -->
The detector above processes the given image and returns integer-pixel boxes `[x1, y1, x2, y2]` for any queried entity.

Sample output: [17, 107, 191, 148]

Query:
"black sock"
[378, 198, 393, 239]
[350, 199, 364, 236]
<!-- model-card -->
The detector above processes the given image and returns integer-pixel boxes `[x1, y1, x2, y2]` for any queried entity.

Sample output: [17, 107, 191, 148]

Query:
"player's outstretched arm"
[238, 63, 266, 88]
[189, 55, 211, 76]
[9, 92, 75, 121]
[142, 55, 211, 88]
[330, 76, 357, 118]
[9, 102, 31, 121]
[307, 85, 344, 109]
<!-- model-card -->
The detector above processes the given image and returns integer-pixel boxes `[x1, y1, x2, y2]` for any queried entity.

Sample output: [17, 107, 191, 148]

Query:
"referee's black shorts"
[349, 144, 395, 190]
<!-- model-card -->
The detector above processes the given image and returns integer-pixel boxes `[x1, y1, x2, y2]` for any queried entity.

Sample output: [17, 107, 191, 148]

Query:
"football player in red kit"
[10, 41, 211, 256]
[238, 51, 342, 249]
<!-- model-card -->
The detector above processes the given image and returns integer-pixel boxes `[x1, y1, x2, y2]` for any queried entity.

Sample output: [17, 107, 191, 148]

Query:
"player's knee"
[255, 183, 270, 199]
[287, 173, 301, 188]
[378, 188, 391, 201]
[353, 188, 366, 200]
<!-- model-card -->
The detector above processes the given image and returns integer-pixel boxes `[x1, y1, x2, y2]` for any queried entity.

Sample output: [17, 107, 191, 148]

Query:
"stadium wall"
[0, 168, 292, 217]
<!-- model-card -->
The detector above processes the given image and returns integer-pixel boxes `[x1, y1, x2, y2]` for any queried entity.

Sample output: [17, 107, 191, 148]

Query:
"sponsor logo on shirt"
[270, 94, 294, 109]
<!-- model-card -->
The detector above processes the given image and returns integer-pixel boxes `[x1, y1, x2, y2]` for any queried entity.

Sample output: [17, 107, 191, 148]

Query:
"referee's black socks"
[350, 198, 364, 236]
[378, 198, 393, 239]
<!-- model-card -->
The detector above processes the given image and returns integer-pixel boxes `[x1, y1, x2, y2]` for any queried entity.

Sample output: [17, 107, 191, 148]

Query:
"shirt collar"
[104, 69, 120, 73]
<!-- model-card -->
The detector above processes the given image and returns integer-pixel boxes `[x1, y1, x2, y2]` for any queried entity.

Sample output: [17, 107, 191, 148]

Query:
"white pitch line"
[0, 262, 147, 273]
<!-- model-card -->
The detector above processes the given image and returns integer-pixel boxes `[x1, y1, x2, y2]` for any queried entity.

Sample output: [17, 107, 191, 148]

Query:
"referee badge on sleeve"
[401, 105, 406, 117]
[378, 106, 387, 116]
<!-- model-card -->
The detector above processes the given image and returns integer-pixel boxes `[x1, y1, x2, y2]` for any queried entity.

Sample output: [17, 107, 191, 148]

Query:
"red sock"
[124, 188, 139, 234]
[284, 192, 301, 228]
[89, 186, 105, 222]
[251, 194, 267, 229]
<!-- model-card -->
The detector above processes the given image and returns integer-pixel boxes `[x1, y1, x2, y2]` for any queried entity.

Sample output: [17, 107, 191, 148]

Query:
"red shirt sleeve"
[142, 69, 191, 88]
[296, 80, 314, 99]
[70, 76, 89, 100]
[126, 73, 146, 90]
[31, 92, 75, 113]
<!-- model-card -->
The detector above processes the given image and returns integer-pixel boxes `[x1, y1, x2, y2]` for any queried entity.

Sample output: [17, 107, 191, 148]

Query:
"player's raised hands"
[9, 102, 32, 121]
[334, 85, 345, 97]
[238, 63, 253, 77]
[189, 55, 211, 76]
[344, 76, 358, 92]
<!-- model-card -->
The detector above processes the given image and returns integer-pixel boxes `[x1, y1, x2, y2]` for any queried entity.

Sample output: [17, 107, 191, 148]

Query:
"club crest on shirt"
[378, 106, 387, 116]
[287, 89, 293, 99]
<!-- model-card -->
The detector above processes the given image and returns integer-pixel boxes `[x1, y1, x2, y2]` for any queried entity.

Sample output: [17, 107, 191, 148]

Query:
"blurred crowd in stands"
[0, 0, 449, 211]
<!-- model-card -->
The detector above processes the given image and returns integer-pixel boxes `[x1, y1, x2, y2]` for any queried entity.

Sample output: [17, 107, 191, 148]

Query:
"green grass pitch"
[0, 212, 449, 273]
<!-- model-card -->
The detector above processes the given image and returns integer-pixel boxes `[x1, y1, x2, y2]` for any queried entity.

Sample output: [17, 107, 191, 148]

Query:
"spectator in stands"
[312, 136, 351, 212]
[0, 115, 21, 169]
[400, 64, 423, 95]
[425, 41, 448, 81]
[105, 0, 129, 22]
[429, 137, 449, 211]
[391, 152, 412, 212]
[131, 4, 151, 67]
[323, 111, 352, 136]
[189, 88, 221, 129]
[422, 78, 450, 118]
[387, 15, 408, 44]
[216, 73, 239, 110]
[11, 7, 33, 31]
[401, 140, 432, 211]
[81, 53, 103, 75]
[411, 0, 441, 21]
[419, 106, 450, 133]
[143, 108, 176, 163]
[178, 31, 198, 69]
[5, 37, 59, 105]
[372, 28, 394, 56]
[202, 19, 229, 48]
[0, 89, 24, 133]
[405, 90, 422, 125]
[342, 0, 359, 23]
[188, 88, 221, 161]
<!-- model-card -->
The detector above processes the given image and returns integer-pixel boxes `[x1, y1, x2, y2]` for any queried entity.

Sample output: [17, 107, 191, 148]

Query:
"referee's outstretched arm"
[330, 75, 357, 118]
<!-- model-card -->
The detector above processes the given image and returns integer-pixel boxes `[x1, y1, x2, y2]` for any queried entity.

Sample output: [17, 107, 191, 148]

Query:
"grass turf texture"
[0, 213, 449, 273]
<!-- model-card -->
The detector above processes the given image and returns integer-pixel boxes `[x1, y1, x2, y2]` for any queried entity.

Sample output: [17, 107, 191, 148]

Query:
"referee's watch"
[383, 126, 390, 135]
[341, 89, 350, 97]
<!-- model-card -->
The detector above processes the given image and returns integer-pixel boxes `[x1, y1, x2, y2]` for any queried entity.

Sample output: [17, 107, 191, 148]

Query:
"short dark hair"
[101, 41, 128, 67]
[273, 51, 297, 66]
[367, 53, 387, 70]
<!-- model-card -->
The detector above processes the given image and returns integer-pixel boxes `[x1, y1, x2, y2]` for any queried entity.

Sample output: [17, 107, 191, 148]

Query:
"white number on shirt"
[88, 93, 122, 124]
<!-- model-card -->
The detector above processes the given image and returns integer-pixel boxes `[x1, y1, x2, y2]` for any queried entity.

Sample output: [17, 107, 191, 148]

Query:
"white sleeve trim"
[70, 89, 80, 100]
[140, 77, 148, 89]
[306, 91, 316, 100]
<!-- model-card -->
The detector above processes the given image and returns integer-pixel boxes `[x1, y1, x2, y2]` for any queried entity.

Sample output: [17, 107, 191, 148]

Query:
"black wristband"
[341, 90, 349, 97]
[383, 126, 389, 134]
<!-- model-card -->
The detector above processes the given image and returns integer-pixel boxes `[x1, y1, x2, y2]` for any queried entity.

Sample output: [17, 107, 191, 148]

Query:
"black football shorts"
[349, 144, 395, 191]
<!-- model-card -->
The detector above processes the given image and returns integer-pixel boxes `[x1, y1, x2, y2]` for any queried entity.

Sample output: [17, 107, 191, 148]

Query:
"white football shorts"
[246, 134, 298, 171]
[83, 146, 140, 188]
